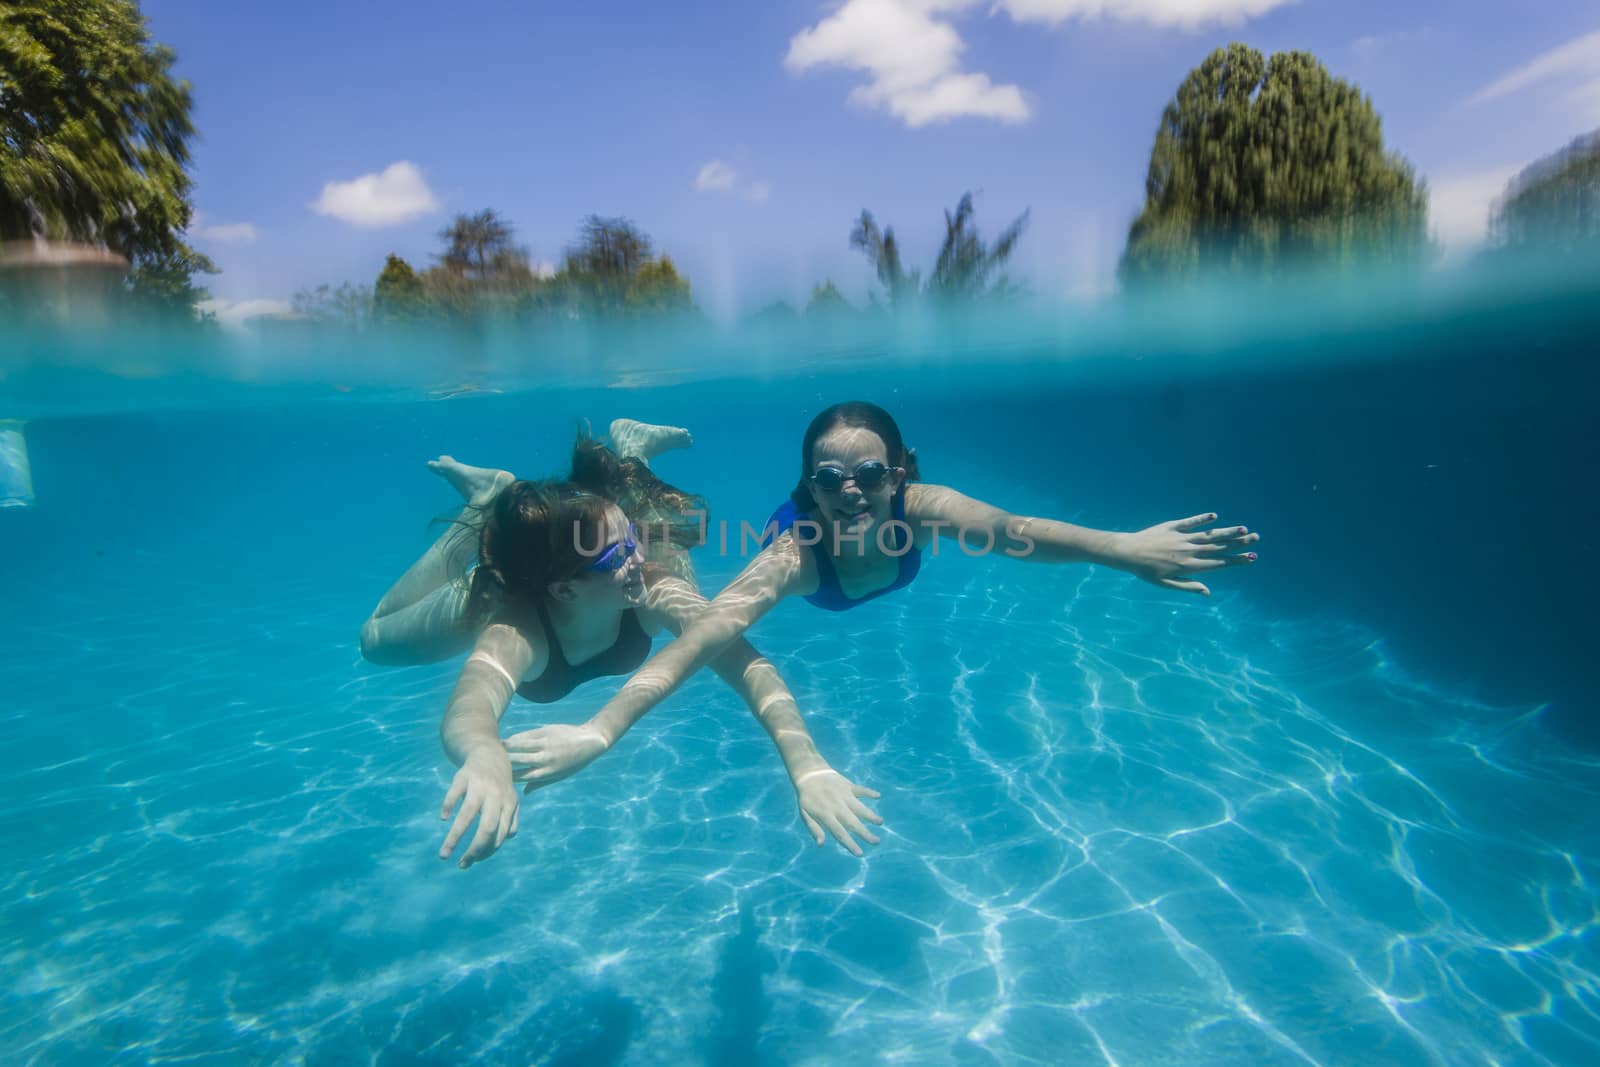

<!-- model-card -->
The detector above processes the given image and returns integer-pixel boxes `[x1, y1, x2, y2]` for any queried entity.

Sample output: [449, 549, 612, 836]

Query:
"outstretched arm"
[907, 483, 1258, 597]
[436, 622, 542, 869]
[506, 539, 807, 792]
[643, 575, 882, 855]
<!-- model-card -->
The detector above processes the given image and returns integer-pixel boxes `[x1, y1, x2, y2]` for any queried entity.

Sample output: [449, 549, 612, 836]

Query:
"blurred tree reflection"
[555, 215, 692, 316]
[1489, 129, 1600, 256]
[851, 192, 1028, 310]
[0, 0, 215, 316]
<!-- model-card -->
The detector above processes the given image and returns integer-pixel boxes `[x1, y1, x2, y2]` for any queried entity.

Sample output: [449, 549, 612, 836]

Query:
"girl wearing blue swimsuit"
[507, 402, 1260, 806]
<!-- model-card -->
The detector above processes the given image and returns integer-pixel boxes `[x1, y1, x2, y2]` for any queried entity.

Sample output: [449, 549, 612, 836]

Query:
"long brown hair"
[789, 401, 921, 509]
[463, 428, 708, 622]
[568, 430, 707, 551]
[466, 480, 610, 624]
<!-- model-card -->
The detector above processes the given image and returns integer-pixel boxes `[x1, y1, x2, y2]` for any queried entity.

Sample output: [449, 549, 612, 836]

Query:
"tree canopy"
[1489, 129, 1600, 254]
[424, 209, 538, 319]
[1120, 43, 1428, 284]
[556, 215, 692, 316]
[0, 0, 215, 312]
[374, 254, 428, 324]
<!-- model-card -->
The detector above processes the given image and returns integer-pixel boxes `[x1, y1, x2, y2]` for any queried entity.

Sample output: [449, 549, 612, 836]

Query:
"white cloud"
[695, 160, 738, 192]
[785, 0, 1030, 127]
[1350, 27, 1430, 55]
[1466, 29, 1600, 107]
[693, 160, 772, 203]
[311, 162, 439, 227]
[785, 0, 1291, 127]
[199, 297, 294, 329]
[997, 0, 1294, 31]
[193, 221, 257, 243]
[1428, 166, 1520, 258]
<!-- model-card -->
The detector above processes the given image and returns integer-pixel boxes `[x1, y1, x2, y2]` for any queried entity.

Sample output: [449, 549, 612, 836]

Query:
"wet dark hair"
[790, 401, 921, 509]
[467, 480, 611, 624]
[463, 428, 708, 623]
[568, 430, 707, 551]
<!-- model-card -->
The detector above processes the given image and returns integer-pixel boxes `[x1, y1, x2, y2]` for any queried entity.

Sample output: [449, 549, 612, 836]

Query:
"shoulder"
[905, 482, 1010, 524]
[473, 615, 549, 684]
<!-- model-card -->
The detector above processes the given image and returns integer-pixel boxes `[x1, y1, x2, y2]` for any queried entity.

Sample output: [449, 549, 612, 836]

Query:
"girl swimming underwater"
[501, 402, 1260, 789]
[360, 420, 883, 867]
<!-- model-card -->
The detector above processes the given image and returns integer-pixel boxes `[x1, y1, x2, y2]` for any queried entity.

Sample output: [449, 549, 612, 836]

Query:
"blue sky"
[142, 0, 1600, 323]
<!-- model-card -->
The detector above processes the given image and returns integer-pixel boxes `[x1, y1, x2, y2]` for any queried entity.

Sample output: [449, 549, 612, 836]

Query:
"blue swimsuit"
[762, 492, 922, 611]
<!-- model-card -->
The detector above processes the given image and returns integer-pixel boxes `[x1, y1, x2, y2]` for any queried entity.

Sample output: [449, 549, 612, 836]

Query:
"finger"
[440, 793, 482, 857]
[441, 777, 466, 820]
[1190, 526, 1251, 545]
[843, 813, 882, 847]
[826, 816, 865, 857]
[850, 799, 885, 825]
[1187, 551, 1256, 568]
[506, 749, 547, 765]
[852, 785, 882, 800]
[462, 808, 500, 867]
[494, 805, 513, 850]
[801, 811, 824, 846]
[1170, 513, 1217, 533]
[1159, 577, 1211, 597]
[509, 805, 520, 837]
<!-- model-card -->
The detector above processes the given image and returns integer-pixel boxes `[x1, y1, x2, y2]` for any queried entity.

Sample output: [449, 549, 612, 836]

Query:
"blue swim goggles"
[587, 523, 638, 572]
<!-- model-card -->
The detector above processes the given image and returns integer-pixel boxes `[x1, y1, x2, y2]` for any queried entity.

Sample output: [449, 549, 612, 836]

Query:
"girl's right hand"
[439, 747, 520, 869]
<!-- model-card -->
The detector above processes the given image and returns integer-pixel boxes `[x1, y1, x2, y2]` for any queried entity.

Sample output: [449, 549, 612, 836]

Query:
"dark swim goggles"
[587, 524, 638, 572]
[809, 461, 895, 494]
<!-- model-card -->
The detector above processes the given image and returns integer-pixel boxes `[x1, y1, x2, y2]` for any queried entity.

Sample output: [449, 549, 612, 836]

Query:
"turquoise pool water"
[2, 278, 1597, 1064]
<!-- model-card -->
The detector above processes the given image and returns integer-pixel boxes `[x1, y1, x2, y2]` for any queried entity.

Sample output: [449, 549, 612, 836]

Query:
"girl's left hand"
[795, 769, 884, 857]
[1115, 513, 1259, 597]
[507, 724, 610, 792]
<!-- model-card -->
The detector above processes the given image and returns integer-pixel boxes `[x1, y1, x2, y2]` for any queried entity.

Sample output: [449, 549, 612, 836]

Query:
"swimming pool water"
[2, 300, 1598, 1064]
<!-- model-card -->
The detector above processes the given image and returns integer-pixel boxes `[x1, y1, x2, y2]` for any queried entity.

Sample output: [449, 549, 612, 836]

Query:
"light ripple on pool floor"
[2, 553, 1597, 1065]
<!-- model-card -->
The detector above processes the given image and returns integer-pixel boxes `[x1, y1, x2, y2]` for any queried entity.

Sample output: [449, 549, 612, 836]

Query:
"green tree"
[1489, 129, 1600, 254]
[805, 279, 851, 317]
[373, 253, 429, 324]
[555, 215, 693, 316]
[1120, 43, 1429, 284]
[625, 255, 692, 314]
[425, 209, 538, 318]
[127, 244, 217, 320]
[850, 193, 1027, 308]
[0, 0, 215, 315]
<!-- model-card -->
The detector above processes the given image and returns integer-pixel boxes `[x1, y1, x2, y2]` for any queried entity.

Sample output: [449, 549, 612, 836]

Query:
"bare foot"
[427, 456, 514, 505]
[609, 418, 693, 462]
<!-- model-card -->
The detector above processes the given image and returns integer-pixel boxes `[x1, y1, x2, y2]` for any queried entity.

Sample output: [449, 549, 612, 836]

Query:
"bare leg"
[606, 420, 699, 584]
[360, 457, 513, 665]
[608, 418, 692, 467]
